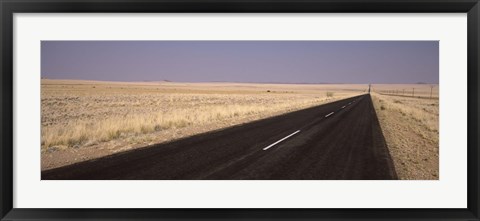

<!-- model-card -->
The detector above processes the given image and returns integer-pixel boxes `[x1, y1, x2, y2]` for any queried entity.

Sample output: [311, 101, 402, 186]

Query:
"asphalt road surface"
[42, 94, 398, 180]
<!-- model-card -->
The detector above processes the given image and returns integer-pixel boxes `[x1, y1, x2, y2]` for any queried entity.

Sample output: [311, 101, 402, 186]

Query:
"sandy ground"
[371, 92, 439, 180]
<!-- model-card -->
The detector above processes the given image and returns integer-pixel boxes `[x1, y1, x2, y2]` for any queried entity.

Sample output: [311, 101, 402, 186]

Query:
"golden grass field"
[41, 79, 366, 169]
[371, 84, 439, 180]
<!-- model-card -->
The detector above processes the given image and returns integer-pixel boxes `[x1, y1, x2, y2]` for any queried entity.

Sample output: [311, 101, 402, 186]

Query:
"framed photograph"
[1, 0, 479, 220]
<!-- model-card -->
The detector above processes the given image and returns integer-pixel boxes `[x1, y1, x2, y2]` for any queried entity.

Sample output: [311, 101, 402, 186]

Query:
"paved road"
[42, 94, 397, 180]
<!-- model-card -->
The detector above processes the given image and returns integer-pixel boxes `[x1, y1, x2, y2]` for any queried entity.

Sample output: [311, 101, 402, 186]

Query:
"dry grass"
[42, 80, 365, 154]
[371, 87, 439, 180]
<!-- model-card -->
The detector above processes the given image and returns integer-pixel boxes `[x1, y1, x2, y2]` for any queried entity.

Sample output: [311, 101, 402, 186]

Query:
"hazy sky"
[41, 41, 439, 84]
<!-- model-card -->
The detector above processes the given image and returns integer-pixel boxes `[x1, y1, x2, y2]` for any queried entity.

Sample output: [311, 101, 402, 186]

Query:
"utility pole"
[368, 84, 371, 94]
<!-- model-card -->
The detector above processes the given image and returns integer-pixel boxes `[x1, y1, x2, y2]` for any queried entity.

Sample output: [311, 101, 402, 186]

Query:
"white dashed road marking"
[325, 112, 334, 118]
[263, 130, 301, 151]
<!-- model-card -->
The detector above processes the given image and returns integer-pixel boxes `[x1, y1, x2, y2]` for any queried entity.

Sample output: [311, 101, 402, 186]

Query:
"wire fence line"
[371, 85, 439, 99]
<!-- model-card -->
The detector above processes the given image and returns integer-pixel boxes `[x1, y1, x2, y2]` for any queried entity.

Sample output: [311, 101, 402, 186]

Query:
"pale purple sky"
[41, 41, 439, 84]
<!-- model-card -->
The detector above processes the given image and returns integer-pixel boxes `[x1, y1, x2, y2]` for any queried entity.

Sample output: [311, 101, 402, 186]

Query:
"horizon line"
[41, 78, 439, 85]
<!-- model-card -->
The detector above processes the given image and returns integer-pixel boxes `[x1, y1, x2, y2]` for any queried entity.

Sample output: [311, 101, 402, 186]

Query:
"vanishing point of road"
[42, 94, 398, 180]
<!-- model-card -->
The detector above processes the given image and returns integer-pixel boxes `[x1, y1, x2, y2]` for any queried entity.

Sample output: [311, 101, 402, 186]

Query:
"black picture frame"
[1, 0, 479, 220]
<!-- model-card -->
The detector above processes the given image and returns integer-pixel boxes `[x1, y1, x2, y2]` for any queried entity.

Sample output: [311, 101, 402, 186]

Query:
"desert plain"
[41, 79, 438, 180]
